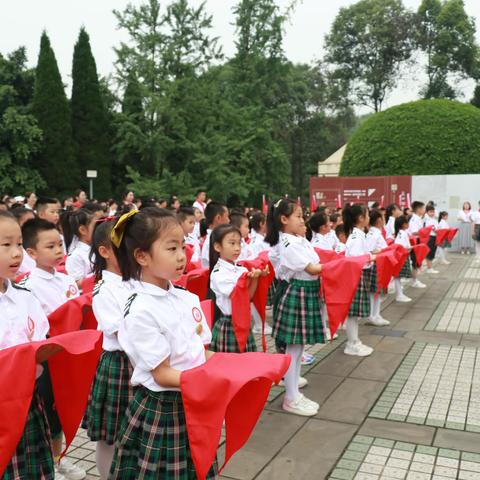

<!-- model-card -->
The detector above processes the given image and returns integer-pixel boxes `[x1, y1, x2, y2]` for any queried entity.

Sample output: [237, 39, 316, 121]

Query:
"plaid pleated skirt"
[397, 258, 412, 278]
[272, 279, 324, 345]
[83, 350, 134, 444]
[267, 279, 278, 307]
[348, 271, 371, 318]
[2, 389, 54, 480]
[363, 266, 378, 294]
[209, 314, 257, 353]
[109, 388, 218, 480]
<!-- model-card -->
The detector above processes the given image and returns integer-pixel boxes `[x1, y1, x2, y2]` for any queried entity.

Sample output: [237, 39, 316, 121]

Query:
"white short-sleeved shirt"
[438, 219, 449, 229]
[471, 211, 480, 225]
[458, 210, 472, 223]
[326, 230, 338, 250]
[22, 267, 79, 316]
[0, 280, 49, 350]
[118, 281, 211, 392]
[249, 232, 270, 257]
[18, 249, 36, 275]
[275, 232, 319, 281]
[201, 229, 212, 268]
[210, 258, 248, 315]
[424, 215, 439, 236]
[385, 216, 396, 239]
[346, 227, 369, 257]
[366, 226, 387, 252]
[93, 271, 132, 351]
[185, 234, 201, 263]
[408, 214, 424, 235]
[335, 242, 346, 254]
[395, 229, 411, 250]
[66, 241, 92, 281]
[238, 239, 254, 261]
[311, 232, 334, 250]
[193, 200, 206, 214]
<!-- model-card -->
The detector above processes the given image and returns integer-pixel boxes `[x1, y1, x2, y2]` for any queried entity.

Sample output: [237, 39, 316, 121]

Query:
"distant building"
[317, 144, 345, 177]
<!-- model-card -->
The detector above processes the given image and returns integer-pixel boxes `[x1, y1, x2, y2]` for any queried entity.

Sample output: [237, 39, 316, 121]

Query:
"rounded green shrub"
[340, 99, 480, 176]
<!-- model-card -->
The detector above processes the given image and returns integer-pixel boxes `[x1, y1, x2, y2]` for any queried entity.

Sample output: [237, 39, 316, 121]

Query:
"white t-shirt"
[193, 200, 206, 214]
[326, 230, 338, 250]
[238, 239, 254, 261]
[201, 229, 212, 268]
[424, 215, 439, 236]
[118, 281, 211, 392]
[0, 280, 49, 350]
[385, 216, 396, 240]
[249, 232, 270, 257]
[275, 232, 319, 281]
[311, 232, 334, 250]
[438, 219, 450, 229]
[22, 267, 79, 316]
[395, 229, 411, 250]
[93, 271, 132, 351]
[458, 210, 472, 223]
[366, 226, 387, 252]
[210, 258, 248, 315]
[66, 241, 92, 281]
[335, 242, 346, 254]
[346, 227, 369, 257]
[408, 214, 423, 235]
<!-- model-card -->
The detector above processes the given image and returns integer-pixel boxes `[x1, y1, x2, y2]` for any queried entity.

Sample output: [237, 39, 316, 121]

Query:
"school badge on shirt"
[27, 316, 35, 341]
[66, 284, 78, 298]
[192, 307, 203, 335]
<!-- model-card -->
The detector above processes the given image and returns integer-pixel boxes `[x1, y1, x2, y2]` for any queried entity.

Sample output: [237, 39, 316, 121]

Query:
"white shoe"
[56, 458, 86, 480]
[344, 342, 373, 357]
[396, 294, 412, 303]
[367, 316, 390, 327]
[54, 468, 68, 480]
[426, 268, 439, 274]
[461, 251, 465, 254]
[282, 396, 318, 416]
[388, 284, 395, 294]
[467, 250, 471, 255]
[299, 393, 319, 410]
[411, 279, 426, 289]
[279, 376, 308, 389]
[440, 260, 451, 265]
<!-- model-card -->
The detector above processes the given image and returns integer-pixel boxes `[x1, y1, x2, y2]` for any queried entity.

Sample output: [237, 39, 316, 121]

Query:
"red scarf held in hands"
[81, 275, 95, 295]
[374, 248, 399, 292]
[0, 331, 102, 475]
[180, 352, 291, 480]
[230, 272, 252, 353]
[390, 244, 410, 278]
[314, 247, 339, 265]
[48, 293, 97, 336]
[435, 229, 450, 246]
[412, 243, 430, 266]
[447, 228, 459, 243]
[174, 267, 210, 301]
[418, 226, 434, 245]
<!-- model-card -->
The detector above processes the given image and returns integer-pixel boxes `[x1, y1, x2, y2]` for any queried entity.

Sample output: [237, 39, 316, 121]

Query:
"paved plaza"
[65, 255, 480, 479]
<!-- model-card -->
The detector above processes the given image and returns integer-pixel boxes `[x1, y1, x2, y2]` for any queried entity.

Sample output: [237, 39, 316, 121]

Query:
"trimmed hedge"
[340, 99, 480, 176]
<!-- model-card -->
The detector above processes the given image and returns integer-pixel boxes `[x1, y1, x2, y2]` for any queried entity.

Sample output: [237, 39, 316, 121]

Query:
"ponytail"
[265, 198, 297, 247]
[342, 204, 367, 237]
[306, 212, 328, 241]
[385, 203, 398, 224]
[90, 219, 116, 281]
[60, 208, 95, 253]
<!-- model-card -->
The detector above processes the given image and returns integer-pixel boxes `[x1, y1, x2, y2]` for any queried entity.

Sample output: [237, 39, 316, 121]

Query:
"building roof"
[317, 144, 346, 177]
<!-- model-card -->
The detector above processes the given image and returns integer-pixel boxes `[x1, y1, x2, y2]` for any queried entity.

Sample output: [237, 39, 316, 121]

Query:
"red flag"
[310, 193, 317, 213]
[230, 273, 252, 353]
[398, 193, 404, 208]
[435, 229, 450, 246]
[48, 293, 97, 335]
[261, 195, 267, 215]
[418, 226, 434, 245]
[336, 194, 342, 209]
[180, 352, 291, 480]
[380, 195, 385, 209]
[174, 268, 210, 301]
[412, 243, 430, 266]
[0, 331, 102, 475]
[390, 245, 410, 278]
[447, 228, 458, 243]
[406, 193, 411, 209]
[375, 248, 399, 292]
[314, 247, 339, 264]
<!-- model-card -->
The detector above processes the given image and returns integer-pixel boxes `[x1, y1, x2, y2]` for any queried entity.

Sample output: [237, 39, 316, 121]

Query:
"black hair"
[35, 197, 57, 213]
[22, 218, 57, 250]
[229, 212, 248, 230]
[208, 224, 241, 272]
[195, 190, 205, 197]
[249, 212, 266, 232]
[177, 206, 195, 223]
[306, 212, 329, 241]
[90, 219, 116, 281]
[369, 209, 383, 227]
[335, 224, 346, 238]
[395, 215, 409, 236]
[265, 198, 298, 246]
[73, 189, 85, 202]
[122, 190, 134, 200]
[426, 204, 435, 213]
[342, 204, 367, 237]
[411, 201, 425, 212]
[204, 201, 227, 228]
[113, 207, 179, 281]
[199, 218, 208, 238]
[329, 213, 341, 224]
[60, 208, 95, 253]
[0, 210, 15, 221]
[371, 202, 380, 209]
[83, 201, 106, 214]
[385, 203, 399, 223]
[11, 207, 35, 224]
[403, 207, 411, 216]
[168, 195, 180, 208]
[438, 211, 448, 221]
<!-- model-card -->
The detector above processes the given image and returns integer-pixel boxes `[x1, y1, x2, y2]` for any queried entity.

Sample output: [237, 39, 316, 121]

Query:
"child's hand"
[247, 269, 262, 279]
[260, 265, 270, 277]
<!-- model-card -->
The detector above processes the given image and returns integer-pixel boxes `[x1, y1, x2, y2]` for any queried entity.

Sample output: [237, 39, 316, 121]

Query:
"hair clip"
[111, 210, 138, 248]
[274, 199, 283, 209]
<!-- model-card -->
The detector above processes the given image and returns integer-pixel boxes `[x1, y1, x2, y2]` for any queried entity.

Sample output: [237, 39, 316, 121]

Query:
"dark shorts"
[36, 363, 62, 438]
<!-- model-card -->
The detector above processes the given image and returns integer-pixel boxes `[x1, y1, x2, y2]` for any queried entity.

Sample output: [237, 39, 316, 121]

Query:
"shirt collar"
[0, 280, 17, 302]
[77, 241, 90, 251]
[102, 270, 122, 283]
[353, 227, 366, 236]
[133, 279, 176, 297]
[32, 267, 57, 279]
[217, 257, 241, 272]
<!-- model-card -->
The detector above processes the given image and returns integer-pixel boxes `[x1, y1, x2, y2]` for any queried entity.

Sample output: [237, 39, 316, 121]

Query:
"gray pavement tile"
[349, 351, 405, 382]
[374, 337, 414, 355]
[310, 349, 364, 377]
[359, 419, 436, 445]
[434, 428, 480, 454]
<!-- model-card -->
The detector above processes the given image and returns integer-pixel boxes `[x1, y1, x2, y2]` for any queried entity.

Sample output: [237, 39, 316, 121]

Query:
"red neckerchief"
[48, 293, 97, 336]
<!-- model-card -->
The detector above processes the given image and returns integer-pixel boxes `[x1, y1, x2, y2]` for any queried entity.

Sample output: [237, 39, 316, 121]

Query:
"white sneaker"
[299, 393, 319, 410]
[440, 260, 451, 265]
[54, 468, 68, 480]
[367, 316, 390, 327]
[411, 279, 426, 289]
[396, 294, 412, 303]
[282, 396, 318, 416]
[56, 458, 86, 480]
[252, 324, 273, 335]
[426, 268, 439, 274]
[388, 283, 395, 294]
[467, 250, 471, 255]
[344, 342, 373, 357]
[298, 376, 308, 389]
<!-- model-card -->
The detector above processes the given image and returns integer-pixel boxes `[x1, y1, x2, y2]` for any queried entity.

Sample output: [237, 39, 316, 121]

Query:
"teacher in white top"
[457, 202, 474, 254]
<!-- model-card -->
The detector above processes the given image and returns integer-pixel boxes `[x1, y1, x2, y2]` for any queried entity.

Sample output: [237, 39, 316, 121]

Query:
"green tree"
[471, 85, 480, 108]
[71, 27, 111, 198]
[325, 0, 415, 112]
[31, 32, 78, 194]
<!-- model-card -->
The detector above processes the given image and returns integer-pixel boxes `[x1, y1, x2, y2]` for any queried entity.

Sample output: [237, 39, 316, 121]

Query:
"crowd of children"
[0, 192, 460, 478]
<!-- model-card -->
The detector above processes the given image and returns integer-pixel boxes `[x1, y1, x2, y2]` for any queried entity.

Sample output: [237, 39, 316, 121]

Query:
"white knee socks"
[284, 344, 304, 402]
[96, 440, 115, 480]
[251, 304, 262, 330]
[394, 278, 403, 297]
[345, 317, 359, 346]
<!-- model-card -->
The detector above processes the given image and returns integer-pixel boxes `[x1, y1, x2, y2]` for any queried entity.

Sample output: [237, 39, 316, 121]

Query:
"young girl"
[436, 211, 451, 265]
[209, 224, 264, 352]
[82, 219, 134, 480]
[63, 208, 96, 286]
[230, 212, 254, 260]
[394, 216, 413, 303]
[335, 224, 347, 253]
[249, 212, 270, 257]
[266, 199, 323, 417]
[308, 212, 334, 250]
[385, 203, 402, 240]
[0, 211, 53, 479]
[424, 205, 439, 274]
[109, 208, 217, 479]
[343, 204, 376, 357]
[365, 210, 389, 327]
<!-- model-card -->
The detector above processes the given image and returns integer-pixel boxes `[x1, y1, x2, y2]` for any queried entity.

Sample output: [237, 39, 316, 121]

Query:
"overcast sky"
[2, 0, 480, 110]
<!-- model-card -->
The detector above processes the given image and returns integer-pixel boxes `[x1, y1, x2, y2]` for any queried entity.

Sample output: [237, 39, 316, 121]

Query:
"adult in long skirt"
[457, 202, 474, 254]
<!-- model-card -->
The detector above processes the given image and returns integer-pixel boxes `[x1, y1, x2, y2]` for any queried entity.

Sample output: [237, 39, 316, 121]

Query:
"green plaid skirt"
[267, 279, 278, 307]
[397, 258, 412, 278]
[83, 350, 134, 444]
[273, 279, 324, 345]
[348, 271, 370, 318]
[209, 314, 257, 353]
[2, 389, 54, 480]
[109, 388, 218, 480]
[363, 266, 378, 294]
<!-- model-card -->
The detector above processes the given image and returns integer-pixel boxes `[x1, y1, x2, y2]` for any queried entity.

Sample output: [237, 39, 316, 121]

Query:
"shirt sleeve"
[282, 241, 316, 272]
[210, 268, 241, 298]
[92, 286, 123, 337]
[28, 294, 50, 341]
[347, 237, 367, 257]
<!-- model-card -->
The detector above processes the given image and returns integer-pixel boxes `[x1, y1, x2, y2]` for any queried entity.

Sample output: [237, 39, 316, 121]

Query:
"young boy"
[424, 205, 439, 274]
[408, 201, 427, 288]
[201, 202, 230, 268]
[20, 218, 84, 480]
[36, 197, 60, 226]
[0, 211, 54, 478]
[178, 206, 201, 262]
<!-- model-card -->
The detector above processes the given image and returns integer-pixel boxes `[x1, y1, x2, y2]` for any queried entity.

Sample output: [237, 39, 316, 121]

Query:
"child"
[12, 206, 36, 226]
[0, 211, 54, 479]
[209, 224, 264, 352]
[408, 201, 427, 289]
[200, 201, 229, 268]
[83, 220, 134, 480]
[265, 198, 323, 417]
[394, 216, 413, 303]
[36, 197, 60, 226]
[327, 213, 342, 249]
[385, 203, 402, 240]
[20, 218, 84, 480]
[308, 212, 334, 250]
[62, 208, 96, 286]
[230, 212, 254, 260]
[335, 224, 347, 253]
[343, 204, 376, 357]
[178, 206, 201, 263]
[249, 212, 270, 257]
[424, 205, 439, 274]
[365, 210, 389, 327]
[110, 208, 217, 479]
[436, 211, 451, 265]
[12, 207, 37, 275]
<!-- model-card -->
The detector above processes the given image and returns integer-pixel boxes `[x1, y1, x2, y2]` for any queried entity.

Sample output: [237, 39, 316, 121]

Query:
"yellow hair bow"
[111, 210, 138, 248]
